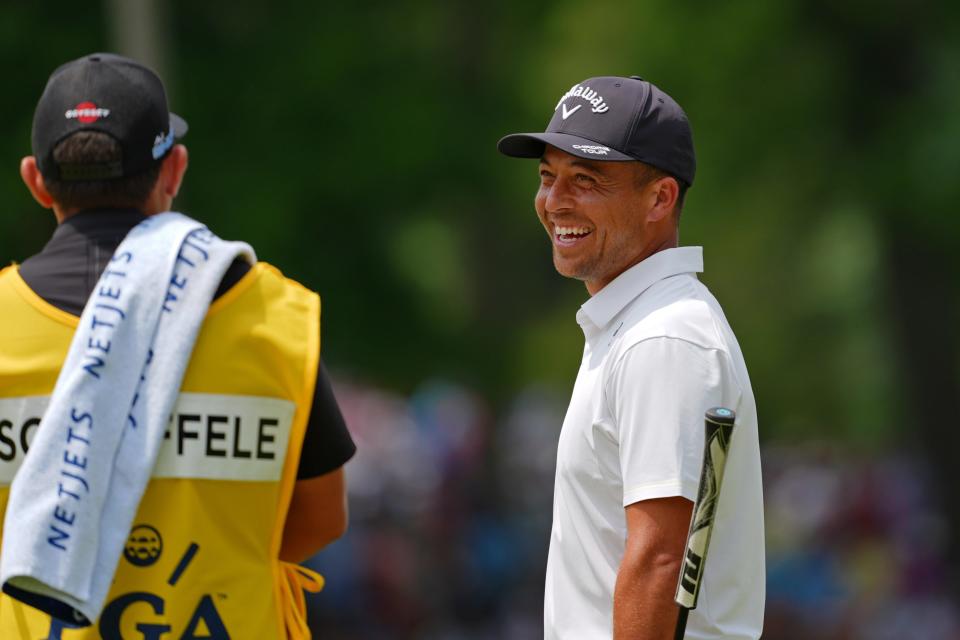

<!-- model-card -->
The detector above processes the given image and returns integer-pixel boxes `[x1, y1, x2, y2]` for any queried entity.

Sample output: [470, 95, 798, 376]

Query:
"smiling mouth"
[554, 225, 593, 247]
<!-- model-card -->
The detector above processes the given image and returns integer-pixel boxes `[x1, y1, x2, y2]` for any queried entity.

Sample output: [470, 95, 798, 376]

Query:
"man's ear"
[20, 156, 55, 209]
[160, 144, 188, 199]
[645, 177, 679, 223]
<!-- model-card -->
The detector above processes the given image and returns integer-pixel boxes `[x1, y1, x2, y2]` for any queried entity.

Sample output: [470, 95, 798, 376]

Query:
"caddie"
[0, 53, 355, 639]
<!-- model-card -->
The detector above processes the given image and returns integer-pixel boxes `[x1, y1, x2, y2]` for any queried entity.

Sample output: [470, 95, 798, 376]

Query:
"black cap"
[32, 53, 188, 181]
[498, 76, 695, 186]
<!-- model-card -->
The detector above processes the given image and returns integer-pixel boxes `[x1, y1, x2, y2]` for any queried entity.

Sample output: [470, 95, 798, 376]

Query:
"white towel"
[0, 212, 255, 625]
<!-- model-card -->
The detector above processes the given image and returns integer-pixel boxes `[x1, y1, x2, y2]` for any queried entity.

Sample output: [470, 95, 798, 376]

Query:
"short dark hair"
[634, 162, 688, 221]
[42, 131, 161, 211]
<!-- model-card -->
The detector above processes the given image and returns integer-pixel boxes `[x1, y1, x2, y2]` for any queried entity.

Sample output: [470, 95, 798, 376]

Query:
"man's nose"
[543, 176, 574, 214]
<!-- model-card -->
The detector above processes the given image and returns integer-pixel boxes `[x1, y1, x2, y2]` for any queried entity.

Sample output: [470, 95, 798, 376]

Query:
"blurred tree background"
[2, 1, 959, 638]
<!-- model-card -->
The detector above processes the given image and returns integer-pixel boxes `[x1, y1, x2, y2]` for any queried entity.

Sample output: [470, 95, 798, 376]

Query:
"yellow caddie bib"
[0, 261, 320, 640]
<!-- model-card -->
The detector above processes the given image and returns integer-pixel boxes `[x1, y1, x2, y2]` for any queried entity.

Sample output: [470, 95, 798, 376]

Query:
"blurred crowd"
[764, 445, 960, 639]
[305, 379, 960, 640]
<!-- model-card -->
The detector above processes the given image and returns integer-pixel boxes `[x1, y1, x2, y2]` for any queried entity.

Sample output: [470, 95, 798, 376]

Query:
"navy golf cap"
[32, 52, 188, 182]
[498, 76, 696, 186]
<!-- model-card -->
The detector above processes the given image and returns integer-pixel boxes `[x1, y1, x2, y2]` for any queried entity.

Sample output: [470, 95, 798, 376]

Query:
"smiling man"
[498, 76, 764, 639]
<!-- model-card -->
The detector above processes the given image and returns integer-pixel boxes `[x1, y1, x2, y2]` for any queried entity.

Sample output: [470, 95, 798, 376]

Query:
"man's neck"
[585, 236, 678, 296]
[55, 204, 145, 224]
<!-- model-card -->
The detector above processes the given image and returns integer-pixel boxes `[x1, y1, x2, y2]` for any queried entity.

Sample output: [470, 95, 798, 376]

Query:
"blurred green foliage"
[2, 0, 959, 452]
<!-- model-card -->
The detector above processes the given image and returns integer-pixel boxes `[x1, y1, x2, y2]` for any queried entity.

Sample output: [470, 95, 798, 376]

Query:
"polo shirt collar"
[577, 246, 704, 331]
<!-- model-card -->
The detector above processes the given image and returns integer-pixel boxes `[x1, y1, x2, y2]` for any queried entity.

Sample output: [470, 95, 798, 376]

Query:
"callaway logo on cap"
[32, 53, 188, 182]
[497, 75, 696, 187]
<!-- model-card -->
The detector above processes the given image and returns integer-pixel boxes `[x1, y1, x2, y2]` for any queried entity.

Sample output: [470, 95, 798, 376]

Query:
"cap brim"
[497, 132, 634, 161]
[170, 112, 189, 138]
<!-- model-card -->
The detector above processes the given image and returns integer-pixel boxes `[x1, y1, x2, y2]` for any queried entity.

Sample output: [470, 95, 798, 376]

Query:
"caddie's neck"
[18, 144, 189, 224]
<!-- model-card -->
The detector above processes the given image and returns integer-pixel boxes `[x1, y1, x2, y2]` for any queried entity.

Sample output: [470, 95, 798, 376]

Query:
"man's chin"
[552, 255, 591, 282]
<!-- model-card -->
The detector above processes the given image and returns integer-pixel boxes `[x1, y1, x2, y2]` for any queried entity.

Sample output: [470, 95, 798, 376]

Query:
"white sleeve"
[606, 337, 738, 508]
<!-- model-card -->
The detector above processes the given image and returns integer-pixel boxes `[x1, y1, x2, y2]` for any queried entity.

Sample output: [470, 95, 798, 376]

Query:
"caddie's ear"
[160, 144, 188, 199]
[644, 176, 679, 224]
[20, 156, 55, 210]
[143, 144, 189, 216]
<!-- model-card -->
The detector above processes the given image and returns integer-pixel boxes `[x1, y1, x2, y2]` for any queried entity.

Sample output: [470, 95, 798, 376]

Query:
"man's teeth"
[556, 226, 591, 236]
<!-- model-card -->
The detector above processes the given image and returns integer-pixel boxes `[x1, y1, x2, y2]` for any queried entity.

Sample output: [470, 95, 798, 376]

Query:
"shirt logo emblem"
[124, 523, 164, 567]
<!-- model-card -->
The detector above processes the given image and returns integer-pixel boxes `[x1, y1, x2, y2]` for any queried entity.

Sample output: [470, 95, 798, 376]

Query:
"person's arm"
[280, 467, 348, 563]
[281, 359, 356, 563]
[613, 496, 692, 639]
[607, 336, 734, 638]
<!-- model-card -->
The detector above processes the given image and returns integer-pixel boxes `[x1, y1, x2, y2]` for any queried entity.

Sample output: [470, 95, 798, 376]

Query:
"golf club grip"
[673, 407, 736, 635]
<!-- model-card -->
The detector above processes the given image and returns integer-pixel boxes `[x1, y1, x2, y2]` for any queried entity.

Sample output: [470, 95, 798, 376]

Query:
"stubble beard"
[553, 246, 601, 283]
[553, 234, 641, 292]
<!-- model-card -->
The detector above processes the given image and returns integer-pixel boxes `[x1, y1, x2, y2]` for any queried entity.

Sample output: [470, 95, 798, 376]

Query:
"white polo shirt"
[543, 247, 764, 640]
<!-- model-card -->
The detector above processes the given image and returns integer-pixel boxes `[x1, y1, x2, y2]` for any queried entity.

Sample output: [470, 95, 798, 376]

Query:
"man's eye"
[575, 174, 595, 184]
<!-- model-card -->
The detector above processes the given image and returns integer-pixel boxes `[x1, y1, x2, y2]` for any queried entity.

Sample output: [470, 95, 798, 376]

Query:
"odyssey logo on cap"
[555, 84, 610, 115]
[34, 53, 189, 181]
[65, 101, 110, 123]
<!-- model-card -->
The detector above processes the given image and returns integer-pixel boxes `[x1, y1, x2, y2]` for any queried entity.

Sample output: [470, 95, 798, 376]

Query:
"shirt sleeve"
[296, 360, 356, 479]
[606, 337, 738, 508]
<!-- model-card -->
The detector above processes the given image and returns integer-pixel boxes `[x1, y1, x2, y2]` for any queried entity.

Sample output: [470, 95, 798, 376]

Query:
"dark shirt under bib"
[18, 208, 355, 479]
